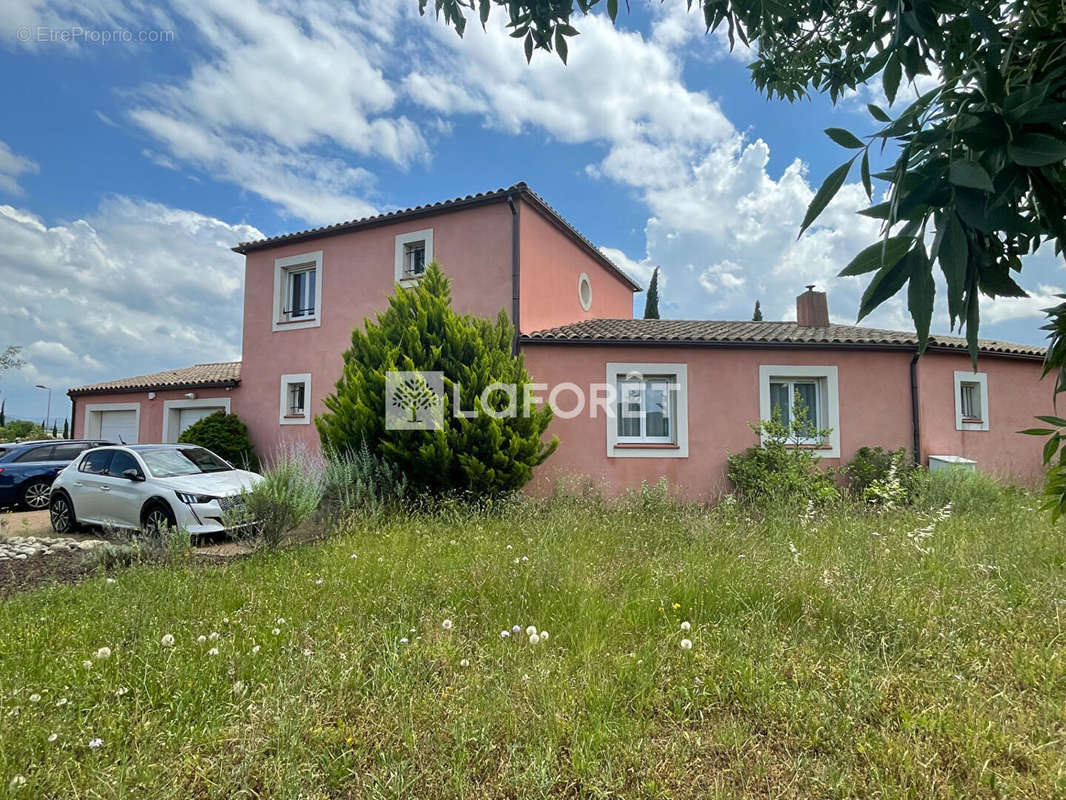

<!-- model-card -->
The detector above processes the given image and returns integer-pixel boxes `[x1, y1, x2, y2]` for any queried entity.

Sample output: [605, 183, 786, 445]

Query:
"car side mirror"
[123, 469, 145, 482]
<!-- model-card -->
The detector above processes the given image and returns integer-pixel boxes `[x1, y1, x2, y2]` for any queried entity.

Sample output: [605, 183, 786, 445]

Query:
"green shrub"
[227, 446, 324, 549]
[178, 411, 258, 470]
[319, 440, 408, 519]
[845, 446, 911, 493]
[727, 405, 839, 505]
[316, 262, 557, 498]
[908, 466, 1016, 514]
[0, 420, 48, 442]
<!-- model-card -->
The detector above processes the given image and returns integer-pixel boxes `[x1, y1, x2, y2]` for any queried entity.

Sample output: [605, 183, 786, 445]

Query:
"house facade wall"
[521, 343, 1047, 499]
[234, 202, 517, 454]
[71, 388, 236, 444]
[517, 198, 636, 332]
[916, 351, 1048, 481]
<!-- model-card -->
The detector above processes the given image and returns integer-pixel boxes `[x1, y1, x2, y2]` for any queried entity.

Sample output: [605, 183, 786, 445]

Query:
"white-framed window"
[606, 362, 688, 458]
[272, 251, 323, 332]
[279, 373, 312, 425]
[394, 229, 434, 285]
[758, 365, 840, 457]
[578, 272, 592, 311]
[954, 370, 989, 431]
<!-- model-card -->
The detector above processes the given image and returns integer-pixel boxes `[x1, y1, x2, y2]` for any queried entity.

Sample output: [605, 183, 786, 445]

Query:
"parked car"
[49, 444, 264, 537]
[0, 439, 113, 510]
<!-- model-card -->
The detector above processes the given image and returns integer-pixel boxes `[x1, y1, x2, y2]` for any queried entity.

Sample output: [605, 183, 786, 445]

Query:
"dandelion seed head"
[94, 647, 111, 660]
[47, 733, 58, 742]
[82, 660, 92, 670]
[207, 647, 219, 656]
[197, 635, 207, 644]
[271, 628, 281, 636]
[251, 645, 261, 655]
[680, 638, 693, 650]
[541, 630, 549, 640]
[528, 633, 540, 645]
[680, 621, 691, 631]
[29, 694, 40, 703]
[500, 630, 510, 638]
[512, 625, 521, 634]
[209, 632, 219, 641]
[525, 626, 537, 637]
[442, 619, 453, 630]
[276, 618, 285, 625]
[160, 634, 175, 647]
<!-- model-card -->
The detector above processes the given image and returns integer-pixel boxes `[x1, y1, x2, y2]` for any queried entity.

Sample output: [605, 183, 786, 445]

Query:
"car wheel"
[141, 502, 176, 536]
[49, 492, 80, 534]
[21, 480, 52, 511]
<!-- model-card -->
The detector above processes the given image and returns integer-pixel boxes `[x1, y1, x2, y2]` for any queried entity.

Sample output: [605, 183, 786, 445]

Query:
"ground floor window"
[279, 373, 312, 425]
[954, 371, 989, 431]
[758, 365, 840, 457]
[606, 362, 688, 458]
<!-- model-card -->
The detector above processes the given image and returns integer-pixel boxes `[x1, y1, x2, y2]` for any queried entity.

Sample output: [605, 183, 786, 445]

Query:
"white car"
[49, 444, 264, 537]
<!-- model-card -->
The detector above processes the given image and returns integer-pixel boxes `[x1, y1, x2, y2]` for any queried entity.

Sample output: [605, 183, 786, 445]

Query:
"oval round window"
[578, 272, 592, 311]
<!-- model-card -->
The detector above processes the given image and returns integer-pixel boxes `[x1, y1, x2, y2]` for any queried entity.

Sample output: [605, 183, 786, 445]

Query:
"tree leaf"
[860, 150, 872, 199]
[825, 128, 865, 149]
[867, 103, 891, 122]
[838, 235, 914, 277]
[937, 214, 967, 324]
[948, 160, 995, 192]
[1036, 415, 1066, 427]
[799, 157, 855, 237]
[554, 27, 568, 63]
[523, 30, 533, 62]
[1044, 434, 1061, 465]
[883, 52, 901, 105]
[858, 253, 912, 320]
[965, 287, 980, 366]
[907, 248, 935, 351]
[607, 0, 618, 21]
[1019, 428, 1056, 436]
[1008, 133, 1066, 167]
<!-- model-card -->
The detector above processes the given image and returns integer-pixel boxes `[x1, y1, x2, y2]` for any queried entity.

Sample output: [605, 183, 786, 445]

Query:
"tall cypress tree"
[752, 300, 763, 321]
[0, 399, 5, 428]
[643, 267, 660, 319]
[62, 419, 69, 439]
[317, 262, 557, 497]
[51, 422, 58, 437]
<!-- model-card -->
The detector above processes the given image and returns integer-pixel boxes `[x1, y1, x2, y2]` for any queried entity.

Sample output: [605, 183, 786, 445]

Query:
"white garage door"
[98, 410, 138, 444]
[177, 406, 223, 438]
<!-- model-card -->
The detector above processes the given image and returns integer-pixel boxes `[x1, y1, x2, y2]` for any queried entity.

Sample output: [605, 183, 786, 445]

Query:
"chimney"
[796, 285, 829, 327]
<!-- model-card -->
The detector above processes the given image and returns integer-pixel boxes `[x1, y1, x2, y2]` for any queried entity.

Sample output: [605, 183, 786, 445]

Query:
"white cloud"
[0, 197, 259, 422]
[0, 140, 39, 195]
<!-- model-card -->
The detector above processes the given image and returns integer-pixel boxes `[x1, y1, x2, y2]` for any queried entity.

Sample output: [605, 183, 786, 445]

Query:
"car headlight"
[175, 492, 218, 505]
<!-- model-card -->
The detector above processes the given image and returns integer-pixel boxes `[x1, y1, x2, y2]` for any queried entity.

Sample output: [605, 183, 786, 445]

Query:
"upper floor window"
[272, 251, 323, 332]
[954, 370, 989, 431]
[758, 365, 841, 457]
[394, 229, 434, 286]
[606, 362, 689, 458]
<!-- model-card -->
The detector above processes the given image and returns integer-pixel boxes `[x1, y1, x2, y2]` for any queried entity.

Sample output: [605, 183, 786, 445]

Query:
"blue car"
[0, 440, 112, 511]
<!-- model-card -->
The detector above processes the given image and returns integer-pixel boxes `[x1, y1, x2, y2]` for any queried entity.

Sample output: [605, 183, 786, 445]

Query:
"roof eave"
[68, 379, 241, 398]
[518, 335, 1045, 360]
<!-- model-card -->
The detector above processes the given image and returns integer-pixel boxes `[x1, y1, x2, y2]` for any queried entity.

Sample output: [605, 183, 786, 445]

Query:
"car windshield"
[139, 447, 233, 478]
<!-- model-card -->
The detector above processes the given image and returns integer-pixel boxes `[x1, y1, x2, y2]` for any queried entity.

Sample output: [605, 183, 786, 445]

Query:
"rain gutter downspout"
[507, 194, 520, 355]
[910, 350, 921, 466]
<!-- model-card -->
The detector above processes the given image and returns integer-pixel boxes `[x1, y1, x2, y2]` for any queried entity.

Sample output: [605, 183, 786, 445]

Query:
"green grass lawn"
[2, 481, 1065, 798]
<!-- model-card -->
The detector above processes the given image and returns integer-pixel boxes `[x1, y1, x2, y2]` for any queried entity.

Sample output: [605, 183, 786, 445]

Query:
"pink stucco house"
[70, 183, 1050, 498]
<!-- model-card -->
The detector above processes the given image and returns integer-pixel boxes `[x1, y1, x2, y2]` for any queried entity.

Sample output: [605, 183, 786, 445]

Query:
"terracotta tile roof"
[231, 182, 642, 291]
[522, 319, 1045, 358]
[69, 362, 241, 396]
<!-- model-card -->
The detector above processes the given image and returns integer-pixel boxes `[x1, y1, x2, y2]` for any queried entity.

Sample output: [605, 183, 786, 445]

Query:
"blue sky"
[0, 0, 1061, 427]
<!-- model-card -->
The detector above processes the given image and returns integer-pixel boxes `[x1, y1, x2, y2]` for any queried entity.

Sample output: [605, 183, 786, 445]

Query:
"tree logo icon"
[385, 370, 445, 430]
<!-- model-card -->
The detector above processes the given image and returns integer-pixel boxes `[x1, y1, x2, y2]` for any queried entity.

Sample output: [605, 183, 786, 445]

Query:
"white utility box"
[928, 455, 976, 472]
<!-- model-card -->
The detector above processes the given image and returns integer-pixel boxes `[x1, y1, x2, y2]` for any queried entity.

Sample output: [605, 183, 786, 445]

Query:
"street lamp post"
[35, 384, 51, 433]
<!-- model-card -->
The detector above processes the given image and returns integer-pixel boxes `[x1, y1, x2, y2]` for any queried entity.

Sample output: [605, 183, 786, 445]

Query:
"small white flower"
[350, 553, 358, 559]
[47, 733, 58, 742]
[302, 648, 312, 657]
[276, 617, 285, 625]
[500, 630, 510, 638]
[160, 634, 175, 647]
[88, 737, 103, 749]
[409, 628, 417, 633]
[525, 626, 537, 637]
[521, 556, 528, 562]
[271, 628, 281, 636]
[55, 697, 67, 707]
[528, 633, 540, 645]
[29, 694, 40, 703]
[399, 637, 409, 644]
[449, 540, 457, 545]
[94, 647, 111, 660]
[680, 621, 691, 632]
[197, 635, 207, 644]
[680, 638, 693, 650]
[82, 660, 92, 670]
[222, 617, 229, 624]
[540, 630, 549, 640]
[105, 577, 116, 584]
[251, 645, 261, 655]
[315, 579, 323, 585]
[207, 647, 219, 656]
[8, 776, 26, 791]
[442, 619, 453, 630]
[459, 658, 470, 668]
[115, 687, 128, 697]
[506, 544, 512, 550]
[208, 632, 219, 641]
[512, 625, 521, 634]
